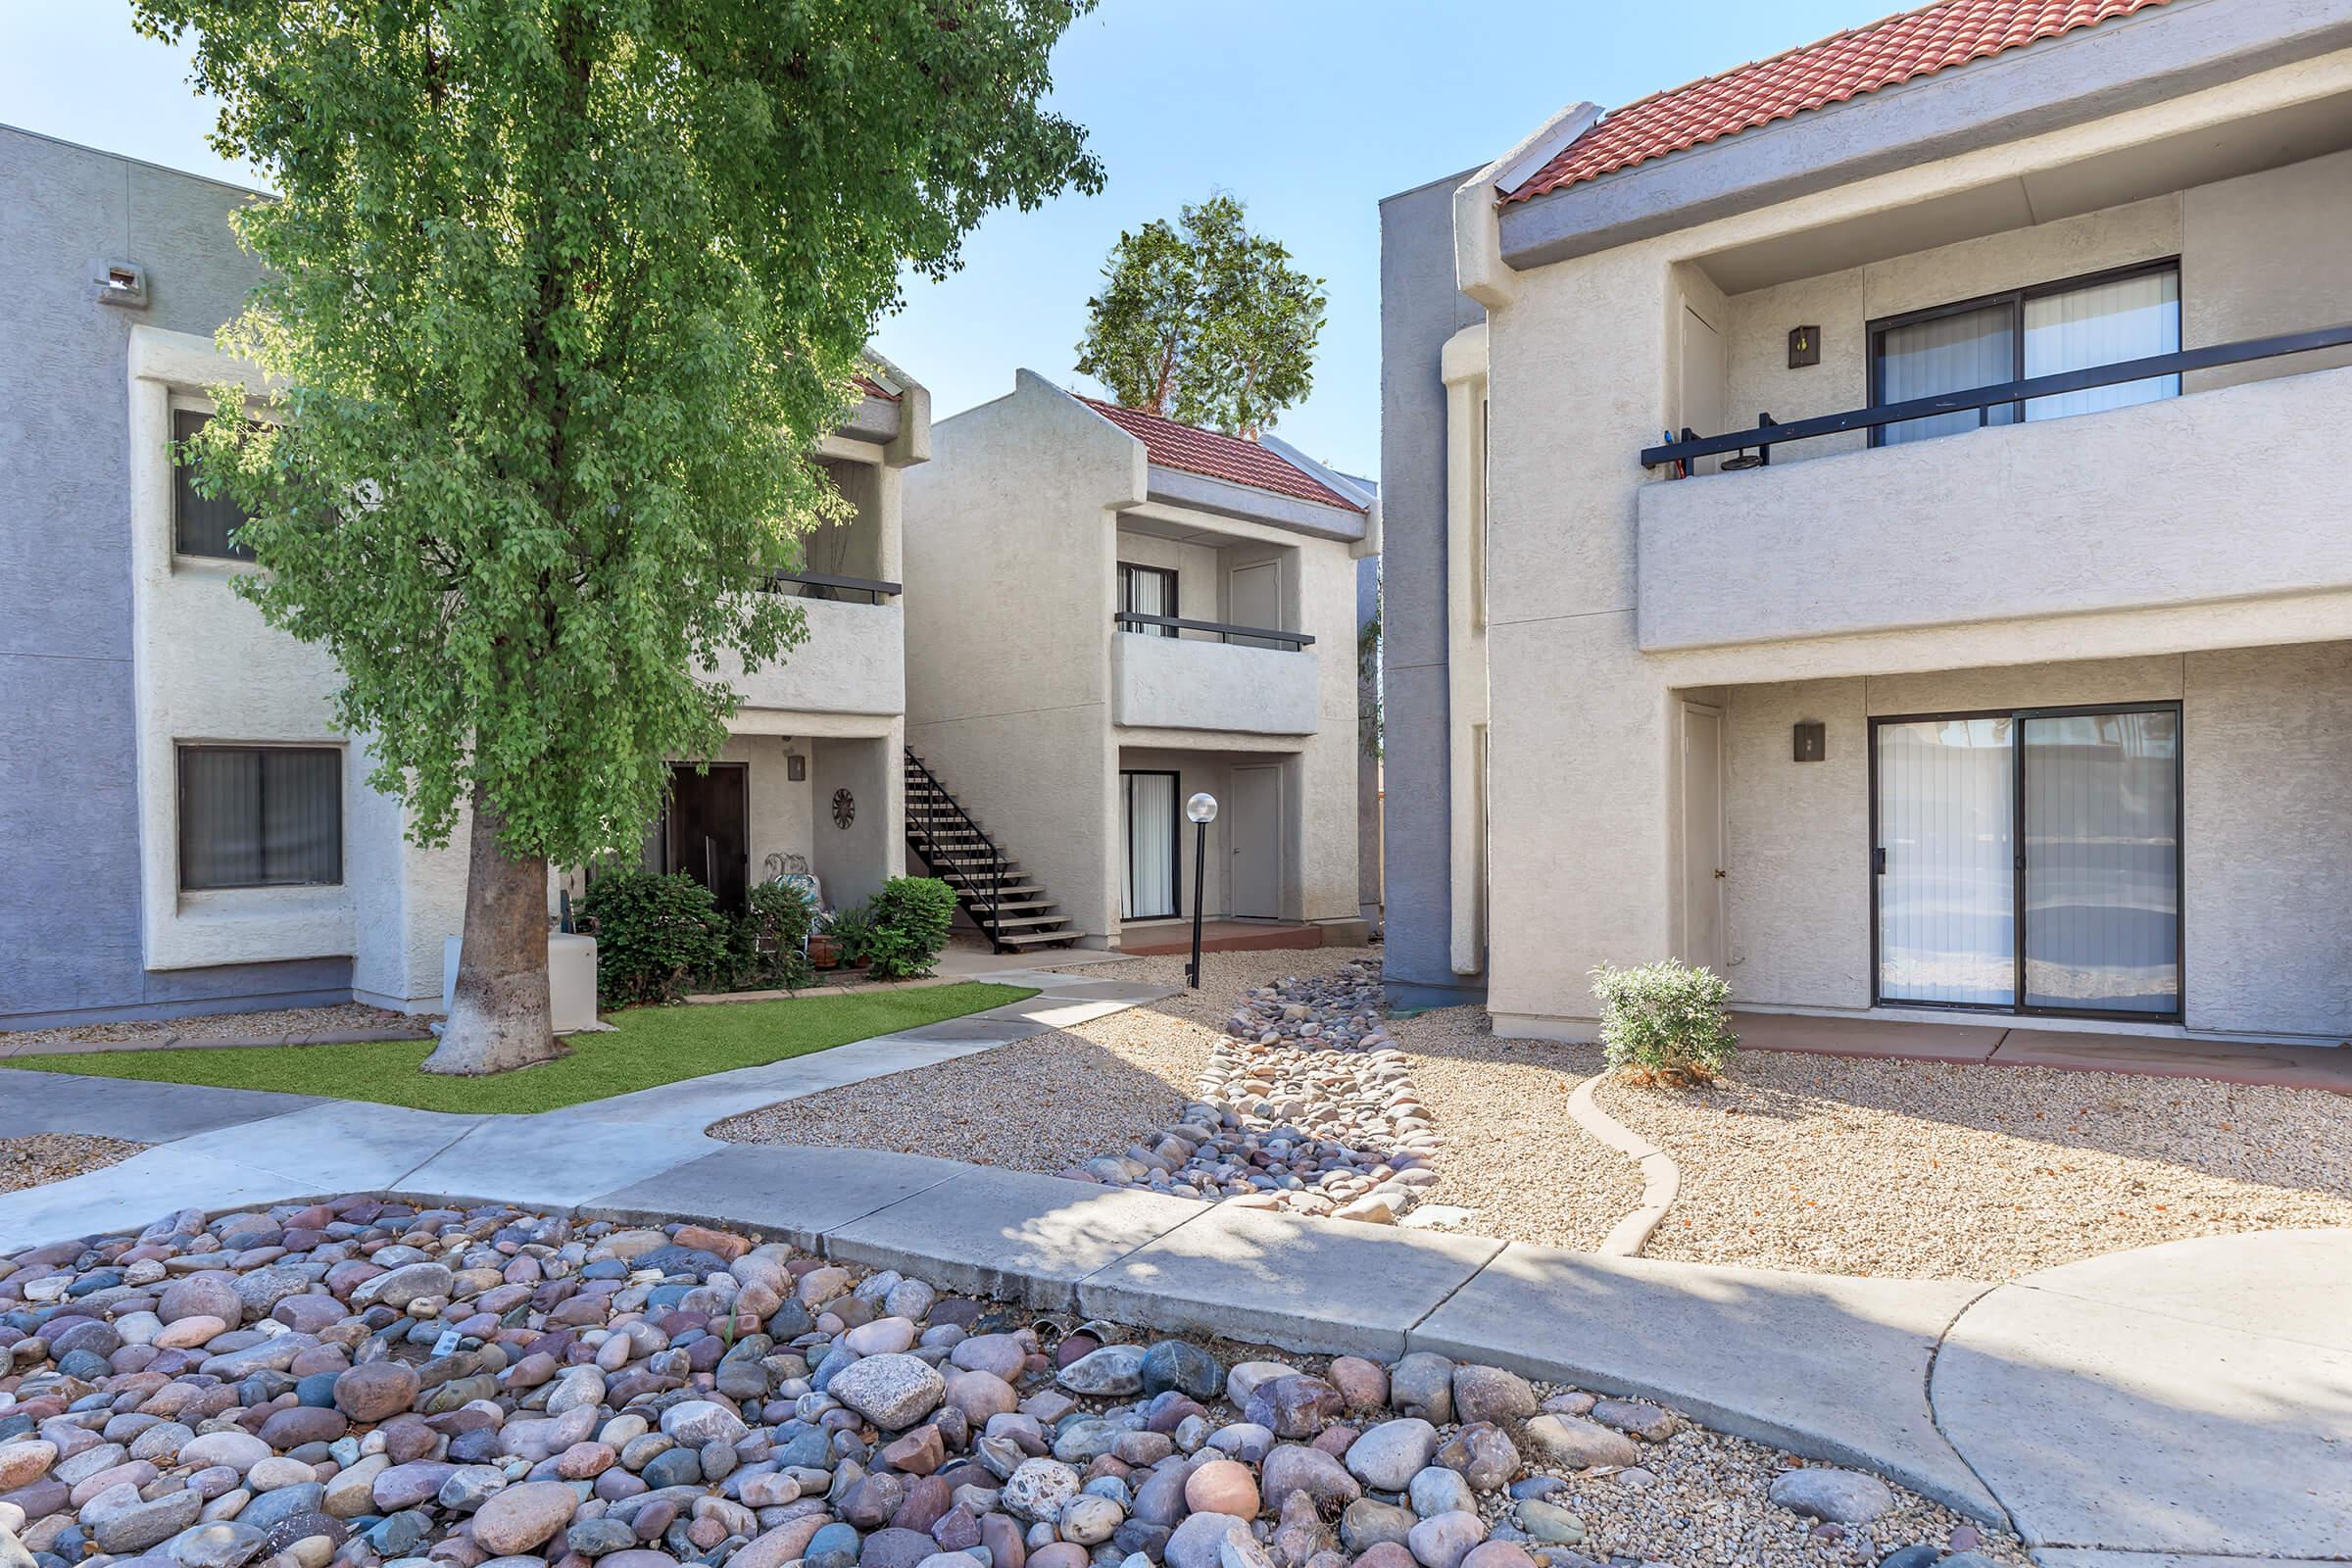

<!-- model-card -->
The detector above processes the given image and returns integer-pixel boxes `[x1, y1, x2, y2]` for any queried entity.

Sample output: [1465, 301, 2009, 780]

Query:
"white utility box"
[440, 933, 602, 1034]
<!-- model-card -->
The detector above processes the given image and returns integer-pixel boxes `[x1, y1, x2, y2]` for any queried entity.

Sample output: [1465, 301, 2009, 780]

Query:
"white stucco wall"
[1467, 54, 2352, 1042]
[1111, 633, 1320, 735]
[1638, 363, 2352, 652]
[905, 374, 1364, 943]
[720, 597, 905, 718]
[128, 326, 910, 1010]
[904, 373, 1141, 944]
[1712, 648, 2352, 1040]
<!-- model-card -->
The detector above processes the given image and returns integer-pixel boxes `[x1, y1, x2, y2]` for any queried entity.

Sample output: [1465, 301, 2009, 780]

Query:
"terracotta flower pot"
[808, 934, 842, 970]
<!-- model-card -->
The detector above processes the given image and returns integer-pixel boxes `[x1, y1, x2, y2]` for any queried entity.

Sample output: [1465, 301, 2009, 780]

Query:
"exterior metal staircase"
[903, 747, 1079, 955]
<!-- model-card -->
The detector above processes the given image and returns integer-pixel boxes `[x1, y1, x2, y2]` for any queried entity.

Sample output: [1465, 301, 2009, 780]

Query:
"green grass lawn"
[2, 982, 1035, 1115]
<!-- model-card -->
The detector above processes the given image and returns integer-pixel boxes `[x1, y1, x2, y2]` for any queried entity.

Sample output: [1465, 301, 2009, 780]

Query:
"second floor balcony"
[1110, 612, 1320, 736]
[718, 570, 905, 715]
[1635, 327, 2352, 654]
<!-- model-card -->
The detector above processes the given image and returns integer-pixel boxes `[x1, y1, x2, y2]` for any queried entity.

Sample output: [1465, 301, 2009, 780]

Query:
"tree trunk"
[422, 781, 564, 1076]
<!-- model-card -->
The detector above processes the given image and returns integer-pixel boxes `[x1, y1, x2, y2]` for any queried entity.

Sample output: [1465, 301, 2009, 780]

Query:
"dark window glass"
[172, 409, 254, 560]
[1118, 563, 1179, 636]
[1870, 264, 2180, 447]
[178, 746, 342, 889]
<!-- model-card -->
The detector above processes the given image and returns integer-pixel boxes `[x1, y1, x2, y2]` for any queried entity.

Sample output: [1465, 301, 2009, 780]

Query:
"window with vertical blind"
[172, 409, 257, 560]
[1872, 705, 2180, 1019]
[1870, 262, 2180, 447]
[178, 746, 342, 890]
[1117, 563, 1179, 636]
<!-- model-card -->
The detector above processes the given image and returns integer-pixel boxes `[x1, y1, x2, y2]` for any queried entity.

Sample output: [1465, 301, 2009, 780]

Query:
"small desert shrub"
[1590, 958, 1738, 1086]
[579, 869, 729, 1007]
[861, 876, 958, 980]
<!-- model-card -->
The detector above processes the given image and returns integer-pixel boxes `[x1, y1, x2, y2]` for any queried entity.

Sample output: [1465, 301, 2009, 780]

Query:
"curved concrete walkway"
[4, 979, 2346, 1560]
[1934, 1228, 2352, 1560]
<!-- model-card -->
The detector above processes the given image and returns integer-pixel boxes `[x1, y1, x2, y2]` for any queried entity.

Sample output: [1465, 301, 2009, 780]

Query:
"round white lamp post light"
[1185, 792, 1218, 989]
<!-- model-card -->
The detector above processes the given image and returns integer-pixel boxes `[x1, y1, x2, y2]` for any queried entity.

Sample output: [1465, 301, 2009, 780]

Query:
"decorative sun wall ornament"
[832, 788, 857, 829]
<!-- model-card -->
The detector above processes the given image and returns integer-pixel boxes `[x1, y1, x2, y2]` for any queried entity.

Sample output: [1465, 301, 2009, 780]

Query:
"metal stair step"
[993, 929, 1079, 947]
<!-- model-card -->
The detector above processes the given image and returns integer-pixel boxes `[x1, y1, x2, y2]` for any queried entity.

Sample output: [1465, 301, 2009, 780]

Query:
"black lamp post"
[1185, 791, 1218, 989]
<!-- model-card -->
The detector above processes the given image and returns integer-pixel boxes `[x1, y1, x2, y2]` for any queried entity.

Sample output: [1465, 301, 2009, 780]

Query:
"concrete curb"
[1564, 1071, 1681, 1255]
[0, 1025, 432, 1059]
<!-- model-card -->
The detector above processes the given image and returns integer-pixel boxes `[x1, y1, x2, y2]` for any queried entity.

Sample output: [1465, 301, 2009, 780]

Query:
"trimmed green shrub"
[1590, 958, 1738, 1086]
[862, 876, 958, 980]
[578, 869, 729, 1007]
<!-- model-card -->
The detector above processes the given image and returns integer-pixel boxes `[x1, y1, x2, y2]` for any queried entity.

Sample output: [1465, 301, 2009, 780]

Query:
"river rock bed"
[1055, 960, 1437, 1225]
[0, 1199, 2017, 1568]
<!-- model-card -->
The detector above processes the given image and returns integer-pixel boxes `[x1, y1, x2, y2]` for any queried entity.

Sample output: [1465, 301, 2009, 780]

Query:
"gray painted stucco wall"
[1377, 174, 1485, 1006]
[0, 127, 353, 1025]
[1356, 555, 1382, 928]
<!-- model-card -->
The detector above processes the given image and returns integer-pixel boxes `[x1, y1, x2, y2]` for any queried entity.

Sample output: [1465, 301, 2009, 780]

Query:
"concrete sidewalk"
[5, 967, 2345, 1560]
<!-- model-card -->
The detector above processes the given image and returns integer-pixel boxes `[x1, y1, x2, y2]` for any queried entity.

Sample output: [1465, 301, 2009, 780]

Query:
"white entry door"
[1680, 703, 1725, 971]
[1679, 307, 1727, 476]
[1228, 560, 1282, 649]
[1230, 763, 1283, 918]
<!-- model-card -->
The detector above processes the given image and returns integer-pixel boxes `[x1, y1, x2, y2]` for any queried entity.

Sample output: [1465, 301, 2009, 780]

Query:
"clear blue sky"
[0, 0, 1886, 476]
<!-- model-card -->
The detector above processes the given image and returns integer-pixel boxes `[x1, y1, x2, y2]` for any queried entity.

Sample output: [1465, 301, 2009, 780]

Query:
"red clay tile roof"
[1503, 0, 2174, 204]
[1078, 396, 1363, 512]
[854, 373, 901, 402]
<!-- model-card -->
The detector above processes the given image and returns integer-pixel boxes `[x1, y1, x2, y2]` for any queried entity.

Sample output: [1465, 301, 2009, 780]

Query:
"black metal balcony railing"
[762, 569, 902, 605]
[1641, 321, 2352, 471]
[1113, 611, 1315, 651]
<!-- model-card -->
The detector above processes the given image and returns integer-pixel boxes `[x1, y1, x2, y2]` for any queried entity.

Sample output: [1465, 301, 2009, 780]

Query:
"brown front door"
[666, 762, 749, 909]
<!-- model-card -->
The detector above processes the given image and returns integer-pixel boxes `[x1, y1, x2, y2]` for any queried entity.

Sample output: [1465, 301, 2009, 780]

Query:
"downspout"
[1441, 323, 1490, 979]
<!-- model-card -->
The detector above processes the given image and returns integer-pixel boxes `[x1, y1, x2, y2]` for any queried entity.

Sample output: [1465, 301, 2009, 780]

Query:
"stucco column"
[1484, 616, 1678, 1041]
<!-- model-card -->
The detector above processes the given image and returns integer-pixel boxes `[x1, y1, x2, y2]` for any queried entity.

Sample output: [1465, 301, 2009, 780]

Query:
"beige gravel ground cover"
[1598, 1052, 2352, 1280]
[1391, 1006, 1638, 1249]
[711, 948, 1378, 1171]
[0, 1132, 149, 1195]
[1525, 1413, 2021, 1567]
[1, 1000, 420, 1051]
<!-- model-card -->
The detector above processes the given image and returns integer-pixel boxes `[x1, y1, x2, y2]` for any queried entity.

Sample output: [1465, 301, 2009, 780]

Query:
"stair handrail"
[903, 746, 1006, 948]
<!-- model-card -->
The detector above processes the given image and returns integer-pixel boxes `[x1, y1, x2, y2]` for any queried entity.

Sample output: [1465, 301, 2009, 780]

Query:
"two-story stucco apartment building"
[902, 372, 1377, 954]
[0, 124, 927, 1028]
[1381, 0, 2352, 1046]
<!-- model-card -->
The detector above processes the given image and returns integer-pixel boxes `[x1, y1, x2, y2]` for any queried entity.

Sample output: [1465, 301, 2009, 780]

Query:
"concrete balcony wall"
[723, 597, 905, 716]
[1637, 364, 2352, 653]
[1111, 630, 1320, 736]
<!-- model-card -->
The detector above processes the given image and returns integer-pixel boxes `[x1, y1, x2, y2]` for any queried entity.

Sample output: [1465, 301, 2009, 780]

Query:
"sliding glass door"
[1875, 717, 2017, 1005]
[1874, 706, 2180, 1018]
[1120, 770, 1179, 920]
[2021, 710, 2180, 1013]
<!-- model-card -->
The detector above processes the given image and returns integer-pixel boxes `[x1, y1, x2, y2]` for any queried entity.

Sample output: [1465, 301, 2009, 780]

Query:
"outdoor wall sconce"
[1788, 325, 1820, 368]
[787, 754, 807, 782]
[1793, 721, 1826, 762]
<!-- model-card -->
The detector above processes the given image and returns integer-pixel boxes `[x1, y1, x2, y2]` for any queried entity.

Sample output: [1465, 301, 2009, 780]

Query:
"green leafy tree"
[137, 0, 1102, 1074]
[1075, 193, 1326, 437]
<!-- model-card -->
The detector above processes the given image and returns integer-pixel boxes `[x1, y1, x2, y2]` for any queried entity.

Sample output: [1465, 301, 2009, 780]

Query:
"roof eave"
[1494, 0, 2347, 271]
[1145, 464, 1369, 543]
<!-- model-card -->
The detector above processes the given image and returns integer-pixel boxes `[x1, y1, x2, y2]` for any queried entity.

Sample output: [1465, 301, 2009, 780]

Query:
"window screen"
[172, 409, 255, 560]
[178, 746, 342, 889]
